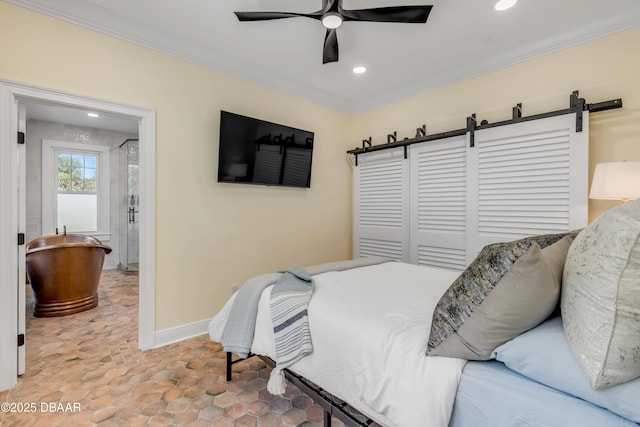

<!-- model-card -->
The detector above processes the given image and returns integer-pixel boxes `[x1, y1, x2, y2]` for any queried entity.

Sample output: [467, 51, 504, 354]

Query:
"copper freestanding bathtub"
[25, 234, 112, 317]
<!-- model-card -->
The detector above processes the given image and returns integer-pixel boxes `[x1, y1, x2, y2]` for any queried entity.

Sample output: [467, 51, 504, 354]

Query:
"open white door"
[0, 84, 20, 391]
[17, 102, 26, 375]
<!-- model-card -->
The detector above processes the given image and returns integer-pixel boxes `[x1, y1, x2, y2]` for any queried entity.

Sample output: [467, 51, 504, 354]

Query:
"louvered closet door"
[410, 135, 468, 271]
[282, 147, 312, 187]
[466, 112, 589, 261]
[354, 148, 410, 261]
[253, 145, 283, 184]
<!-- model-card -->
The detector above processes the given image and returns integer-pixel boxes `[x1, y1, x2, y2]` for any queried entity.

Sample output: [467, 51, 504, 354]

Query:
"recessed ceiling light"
[353, 66, 367, 74]
[87, 112, 99, 118]
[494, 0, 517, 11]
[321, 13, 343, 29]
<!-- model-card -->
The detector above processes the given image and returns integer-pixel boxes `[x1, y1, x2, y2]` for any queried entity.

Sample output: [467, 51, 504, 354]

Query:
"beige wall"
[2, 1, 639, 331]
[350, 27, 640, 223]
[0, 2, 353, 330]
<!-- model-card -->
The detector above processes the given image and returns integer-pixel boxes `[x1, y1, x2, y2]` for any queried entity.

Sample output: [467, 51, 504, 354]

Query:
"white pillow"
[562, 199, 640, 390]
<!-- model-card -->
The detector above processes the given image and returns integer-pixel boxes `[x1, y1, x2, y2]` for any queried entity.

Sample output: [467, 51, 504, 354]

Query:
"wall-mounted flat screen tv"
[217, 111, 315, 188]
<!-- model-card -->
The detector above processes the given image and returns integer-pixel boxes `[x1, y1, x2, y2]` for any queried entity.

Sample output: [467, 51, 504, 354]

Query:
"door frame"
[0, 79, 157, 391]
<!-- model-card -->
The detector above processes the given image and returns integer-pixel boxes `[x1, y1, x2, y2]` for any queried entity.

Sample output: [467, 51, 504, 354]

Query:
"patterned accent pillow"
[427, 231, 576, 360]
[562, 199, 640, 390]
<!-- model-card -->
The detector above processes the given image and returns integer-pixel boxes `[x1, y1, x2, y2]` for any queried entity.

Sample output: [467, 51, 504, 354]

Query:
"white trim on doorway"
[0, 79, 156, 391]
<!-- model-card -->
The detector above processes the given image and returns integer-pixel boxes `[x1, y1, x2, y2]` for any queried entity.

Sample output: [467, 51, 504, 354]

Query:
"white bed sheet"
[209, 261, 466, 427]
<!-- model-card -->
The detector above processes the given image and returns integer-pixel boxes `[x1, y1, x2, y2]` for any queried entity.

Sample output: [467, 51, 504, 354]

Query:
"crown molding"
[7, 0, 640, 115]
[352, 10, 640, 113]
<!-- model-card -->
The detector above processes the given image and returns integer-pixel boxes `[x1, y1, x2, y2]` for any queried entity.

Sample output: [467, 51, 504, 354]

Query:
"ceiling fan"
[234, 0, 433, 64]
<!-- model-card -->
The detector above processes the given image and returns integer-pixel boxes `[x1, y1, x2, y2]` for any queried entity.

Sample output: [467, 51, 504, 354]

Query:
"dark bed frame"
[226, 352, 375, 427]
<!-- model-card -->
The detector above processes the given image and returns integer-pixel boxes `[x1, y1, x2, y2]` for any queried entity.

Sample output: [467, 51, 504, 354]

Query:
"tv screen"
[217, 111, 314, 188]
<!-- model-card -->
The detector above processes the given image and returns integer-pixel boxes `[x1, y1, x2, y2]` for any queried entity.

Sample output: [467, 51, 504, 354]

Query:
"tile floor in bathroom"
[0, 269, 350, 426]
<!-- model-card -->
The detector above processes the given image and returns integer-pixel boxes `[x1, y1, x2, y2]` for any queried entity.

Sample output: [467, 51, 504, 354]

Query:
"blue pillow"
[493, 317, 640, 423]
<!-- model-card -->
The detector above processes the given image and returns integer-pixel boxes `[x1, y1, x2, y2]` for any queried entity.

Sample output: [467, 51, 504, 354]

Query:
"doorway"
[0, 80, 156, 392]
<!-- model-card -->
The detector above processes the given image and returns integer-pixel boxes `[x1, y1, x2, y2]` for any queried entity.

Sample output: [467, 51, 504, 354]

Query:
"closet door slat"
[467, 112, 589, 259]
[410, 135, 468, 271]
[354, 148, 410, 261]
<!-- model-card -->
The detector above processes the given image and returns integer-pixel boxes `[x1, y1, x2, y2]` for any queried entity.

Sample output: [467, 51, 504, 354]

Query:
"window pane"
[57, 153, 72, 191]
[85, 178, 96, 191]
[56, 152, 99, 193]
[71, 154, 85, 167]
[57, 194, 97, 232]
[70, 169, 83, 191]
[84, 168, 96, 191]
[84, 156, 97, 169]
[57, 153, 70, 166]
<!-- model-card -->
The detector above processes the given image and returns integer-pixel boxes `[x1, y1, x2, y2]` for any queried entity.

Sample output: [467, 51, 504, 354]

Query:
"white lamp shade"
[589, 161, 640, 201]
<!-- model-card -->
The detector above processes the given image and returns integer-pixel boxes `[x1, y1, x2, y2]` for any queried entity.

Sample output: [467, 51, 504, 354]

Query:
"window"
[42, 140, 110, 237]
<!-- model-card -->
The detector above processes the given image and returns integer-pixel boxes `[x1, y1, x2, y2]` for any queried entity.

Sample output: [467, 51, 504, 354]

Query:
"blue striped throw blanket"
[220, 257, 392, 394]
[267, 265, 314, 395]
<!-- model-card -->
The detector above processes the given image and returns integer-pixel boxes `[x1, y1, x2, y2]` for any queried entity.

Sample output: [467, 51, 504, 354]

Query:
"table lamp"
[589, 161, 640, 203]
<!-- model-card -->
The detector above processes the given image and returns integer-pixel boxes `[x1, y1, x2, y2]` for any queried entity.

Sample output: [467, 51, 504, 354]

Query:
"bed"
[208, 199, 640, 427]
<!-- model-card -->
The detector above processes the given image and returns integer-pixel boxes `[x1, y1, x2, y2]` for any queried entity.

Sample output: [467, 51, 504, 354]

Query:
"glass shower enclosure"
[118, 139, 139, 273]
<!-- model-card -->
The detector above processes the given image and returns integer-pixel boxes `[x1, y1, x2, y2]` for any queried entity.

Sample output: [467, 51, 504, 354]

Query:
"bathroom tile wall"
[25, 119, 137, 270]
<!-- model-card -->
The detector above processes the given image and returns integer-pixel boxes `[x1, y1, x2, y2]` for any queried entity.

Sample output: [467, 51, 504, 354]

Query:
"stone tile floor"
[0, 269, 348, 426]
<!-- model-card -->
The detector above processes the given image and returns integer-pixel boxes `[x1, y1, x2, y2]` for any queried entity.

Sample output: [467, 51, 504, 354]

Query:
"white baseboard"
[154, 317, 212, 348]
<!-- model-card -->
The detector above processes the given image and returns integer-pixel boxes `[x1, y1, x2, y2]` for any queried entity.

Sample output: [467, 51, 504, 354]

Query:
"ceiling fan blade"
[234, 11, 321, 21]
[340, 5, 432, 23]
[316, 0, 339, 15]
[323, 29, 339, 64]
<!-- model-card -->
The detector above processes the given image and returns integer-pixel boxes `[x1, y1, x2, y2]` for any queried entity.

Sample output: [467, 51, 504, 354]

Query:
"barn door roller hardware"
[348, 90, 623, 161]
[466, 90, 622, 142]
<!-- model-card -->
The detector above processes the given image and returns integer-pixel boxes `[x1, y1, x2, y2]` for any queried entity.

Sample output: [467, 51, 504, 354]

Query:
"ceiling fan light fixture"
[235, 1, 434, 63]
[322, 13, 343, 29]
[494, 0, 517, 11]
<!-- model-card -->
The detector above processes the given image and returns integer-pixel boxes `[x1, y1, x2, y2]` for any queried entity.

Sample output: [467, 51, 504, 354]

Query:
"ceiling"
[24, 100, 139, 134]
[8, 0, 640, 116]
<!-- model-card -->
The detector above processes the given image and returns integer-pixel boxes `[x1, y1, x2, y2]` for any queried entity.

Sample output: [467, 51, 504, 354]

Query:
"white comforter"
[209, 261, 467, 427]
